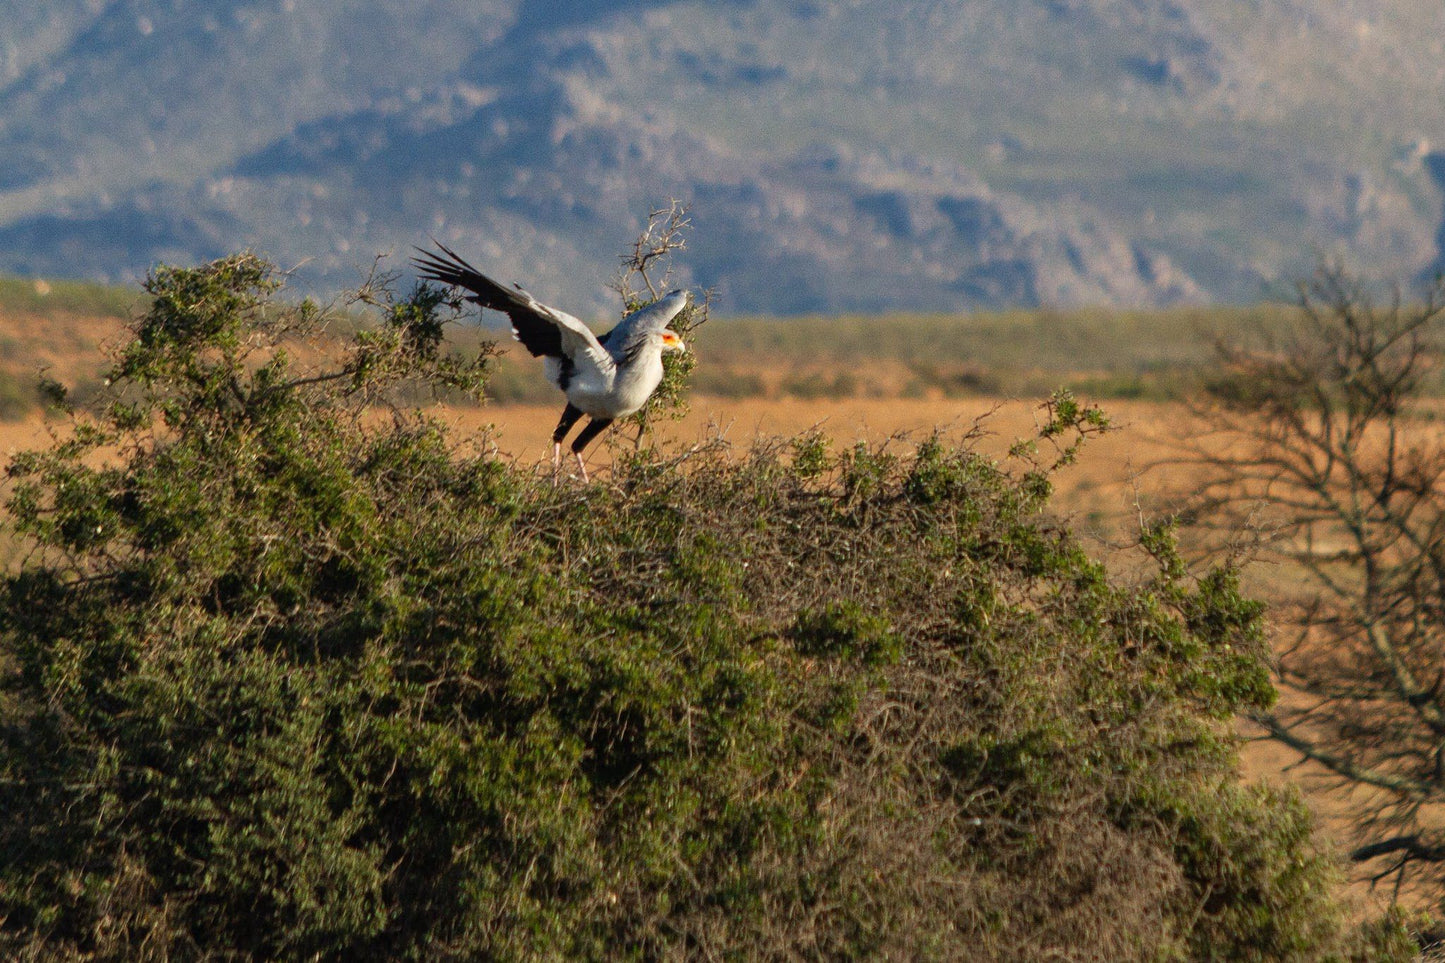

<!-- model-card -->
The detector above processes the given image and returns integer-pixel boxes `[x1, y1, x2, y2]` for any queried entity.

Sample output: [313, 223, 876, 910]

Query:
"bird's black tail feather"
[412, 241, 518, 312]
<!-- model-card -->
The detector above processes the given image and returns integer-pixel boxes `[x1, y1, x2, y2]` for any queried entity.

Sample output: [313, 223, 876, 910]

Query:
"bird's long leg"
[550, 404, 585, 481]
[570, 417, 613, 484]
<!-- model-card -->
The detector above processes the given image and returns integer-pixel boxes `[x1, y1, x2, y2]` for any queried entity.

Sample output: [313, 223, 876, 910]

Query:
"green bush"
[0, 256, 1410, 960]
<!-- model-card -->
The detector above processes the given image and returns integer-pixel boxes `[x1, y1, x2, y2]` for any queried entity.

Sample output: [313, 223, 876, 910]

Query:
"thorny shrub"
[0, 255, 1413, 960]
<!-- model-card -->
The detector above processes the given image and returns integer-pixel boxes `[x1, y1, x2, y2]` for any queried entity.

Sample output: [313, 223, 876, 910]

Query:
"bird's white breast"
[566, 349, 663, 418]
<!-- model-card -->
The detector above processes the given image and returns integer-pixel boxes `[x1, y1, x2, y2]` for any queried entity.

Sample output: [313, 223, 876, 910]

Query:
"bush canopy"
[0, 256, 1412, 960]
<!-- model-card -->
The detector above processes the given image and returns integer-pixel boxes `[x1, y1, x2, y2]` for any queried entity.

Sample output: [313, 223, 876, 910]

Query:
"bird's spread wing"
[599, 290, 689, 359]
[412, 242, 612, 374]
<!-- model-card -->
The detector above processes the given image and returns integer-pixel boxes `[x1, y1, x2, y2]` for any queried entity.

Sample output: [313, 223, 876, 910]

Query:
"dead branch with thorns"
[1172, 259, 1445, 900]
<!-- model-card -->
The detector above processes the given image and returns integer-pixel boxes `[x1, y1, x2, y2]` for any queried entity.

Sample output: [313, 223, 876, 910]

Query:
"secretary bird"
[413, 243, 689, 481]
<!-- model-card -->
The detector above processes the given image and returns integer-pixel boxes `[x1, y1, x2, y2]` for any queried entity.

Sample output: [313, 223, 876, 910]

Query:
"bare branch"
[611, 200, 692, 306]
[1257, 715, 1436, 799]
[1171, 261, 1445, 897]
[1351, 835, 1445, 864]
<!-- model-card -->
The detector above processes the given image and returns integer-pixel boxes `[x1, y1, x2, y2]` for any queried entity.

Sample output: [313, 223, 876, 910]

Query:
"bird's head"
[660, 330, 687, 354]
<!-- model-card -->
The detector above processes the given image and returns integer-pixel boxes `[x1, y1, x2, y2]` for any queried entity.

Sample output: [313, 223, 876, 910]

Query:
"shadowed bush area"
[0, 257, 1413, 960]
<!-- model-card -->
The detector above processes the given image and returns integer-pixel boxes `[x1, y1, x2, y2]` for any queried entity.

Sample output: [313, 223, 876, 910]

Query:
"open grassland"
[0, 278, 1277, 541]
[0, 277, 144, 319]
[472, 301, 1312, 405]
[0, 275, 1401, 558]
[0, 277, 1307, 415]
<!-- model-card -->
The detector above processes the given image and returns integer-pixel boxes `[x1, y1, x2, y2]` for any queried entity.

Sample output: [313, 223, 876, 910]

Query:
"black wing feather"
[412, 242, 564, 359]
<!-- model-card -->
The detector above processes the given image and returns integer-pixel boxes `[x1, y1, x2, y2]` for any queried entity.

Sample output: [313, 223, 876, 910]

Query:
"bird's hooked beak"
[661, 331, 686, 353]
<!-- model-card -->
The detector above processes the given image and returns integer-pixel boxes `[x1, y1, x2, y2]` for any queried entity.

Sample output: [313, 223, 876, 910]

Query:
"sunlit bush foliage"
[0, 256, 1410, 960]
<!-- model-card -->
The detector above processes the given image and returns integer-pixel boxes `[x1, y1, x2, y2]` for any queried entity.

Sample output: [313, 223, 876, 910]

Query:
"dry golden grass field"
[0, 287, 1417, 918]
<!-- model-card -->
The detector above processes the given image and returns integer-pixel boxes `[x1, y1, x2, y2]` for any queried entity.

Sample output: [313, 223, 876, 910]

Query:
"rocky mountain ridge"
[0, 0, 1441, 314]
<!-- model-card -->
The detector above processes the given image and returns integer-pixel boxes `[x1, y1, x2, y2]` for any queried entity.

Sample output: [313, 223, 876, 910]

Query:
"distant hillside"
[0, 0, 1442, 313]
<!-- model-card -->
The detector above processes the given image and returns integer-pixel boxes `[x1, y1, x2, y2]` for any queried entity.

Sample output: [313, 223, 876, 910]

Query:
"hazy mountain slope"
[0, 0, 1441, 314]
[576, 0, 1443, 294]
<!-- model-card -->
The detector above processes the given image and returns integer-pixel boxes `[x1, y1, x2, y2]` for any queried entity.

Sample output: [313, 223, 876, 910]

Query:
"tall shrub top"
[0, 256, 1411, 960]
